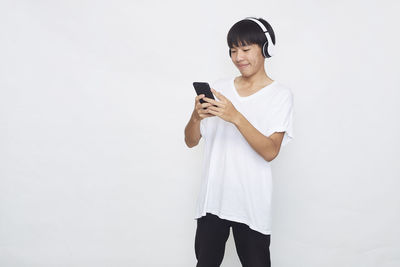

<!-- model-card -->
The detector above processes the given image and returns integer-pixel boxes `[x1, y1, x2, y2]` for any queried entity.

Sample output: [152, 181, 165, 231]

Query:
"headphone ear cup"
[264, 32, 275, 57]
[267, 42, 275, 57]
[262, 42, 270, 58]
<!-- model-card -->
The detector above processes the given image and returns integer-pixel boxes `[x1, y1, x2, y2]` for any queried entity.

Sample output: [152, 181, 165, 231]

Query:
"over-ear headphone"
[229, 17, 276, 58]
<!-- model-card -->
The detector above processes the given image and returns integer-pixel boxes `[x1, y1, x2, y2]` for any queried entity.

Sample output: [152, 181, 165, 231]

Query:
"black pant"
[195, 212, 271, 267]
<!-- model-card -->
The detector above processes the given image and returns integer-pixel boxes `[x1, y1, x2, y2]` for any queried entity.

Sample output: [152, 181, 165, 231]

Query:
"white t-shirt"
[194, 76, 294, 235]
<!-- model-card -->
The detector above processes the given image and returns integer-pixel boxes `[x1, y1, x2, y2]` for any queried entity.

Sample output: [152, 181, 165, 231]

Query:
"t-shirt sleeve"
[264, 90, 294, 147]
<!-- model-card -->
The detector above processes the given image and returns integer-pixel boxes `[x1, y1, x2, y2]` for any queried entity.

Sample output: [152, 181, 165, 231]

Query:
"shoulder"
[272, 81, 294, 103]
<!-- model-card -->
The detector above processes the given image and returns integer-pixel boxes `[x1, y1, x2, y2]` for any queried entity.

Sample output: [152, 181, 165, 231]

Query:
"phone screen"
[193, 82, 215, 104]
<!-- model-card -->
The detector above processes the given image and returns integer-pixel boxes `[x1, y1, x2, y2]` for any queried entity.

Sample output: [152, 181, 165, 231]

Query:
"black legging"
[195, 212, 271, 267]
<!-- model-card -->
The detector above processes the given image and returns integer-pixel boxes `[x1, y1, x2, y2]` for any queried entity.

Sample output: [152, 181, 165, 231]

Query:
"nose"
[233, 49, 245, 62]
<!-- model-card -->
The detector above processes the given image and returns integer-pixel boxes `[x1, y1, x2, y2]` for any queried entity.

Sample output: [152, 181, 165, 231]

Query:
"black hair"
[227, 17, 276, 51]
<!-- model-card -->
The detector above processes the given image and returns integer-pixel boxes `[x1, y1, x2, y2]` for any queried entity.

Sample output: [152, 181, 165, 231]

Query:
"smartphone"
[193, 82, 216, 108]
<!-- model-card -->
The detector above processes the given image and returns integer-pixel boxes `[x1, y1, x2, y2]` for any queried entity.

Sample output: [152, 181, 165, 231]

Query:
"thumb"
[211, 88, 220, 100]
[211, 88, 226, 101]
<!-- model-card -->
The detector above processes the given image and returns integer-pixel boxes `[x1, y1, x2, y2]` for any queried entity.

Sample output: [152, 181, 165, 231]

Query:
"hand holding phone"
[192, 82, 217, 119]
[193, 82, 216, 104]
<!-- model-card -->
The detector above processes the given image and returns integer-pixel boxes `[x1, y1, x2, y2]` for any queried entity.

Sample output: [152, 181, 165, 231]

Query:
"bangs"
[227, 18, 275, 49]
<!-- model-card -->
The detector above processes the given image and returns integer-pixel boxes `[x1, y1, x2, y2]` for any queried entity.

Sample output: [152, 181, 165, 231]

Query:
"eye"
[243, 49, 250, 52]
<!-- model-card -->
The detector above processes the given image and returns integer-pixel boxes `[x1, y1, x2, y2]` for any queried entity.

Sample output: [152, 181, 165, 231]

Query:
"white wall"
[1, 0, 399, 266]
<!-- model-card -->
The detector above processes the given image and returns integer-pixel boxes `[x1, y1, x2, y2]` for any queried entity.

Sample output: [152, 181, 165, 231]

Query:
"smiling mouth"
[238, 64, 249, 68]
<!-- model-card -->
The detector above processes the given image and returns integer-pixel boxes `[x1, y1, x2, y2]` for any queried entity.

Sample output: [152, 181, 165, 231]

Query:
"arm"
[203, 88, 285, 161]
[184, 112, 202, 148]
[185, 94, 215, 148]
[234, 113, 285, 162]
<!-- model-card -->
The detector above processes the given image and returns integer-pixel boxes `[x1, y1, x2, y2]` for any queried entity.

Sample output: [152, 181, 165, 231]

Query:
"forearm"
[233, 112, 277, 162]
[184, 112, 201, 148]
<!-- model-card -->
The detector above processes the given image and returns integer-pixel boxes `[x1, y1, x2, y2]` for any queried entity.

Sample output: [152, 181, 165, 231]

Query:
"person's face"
[230, 43, 265, 77]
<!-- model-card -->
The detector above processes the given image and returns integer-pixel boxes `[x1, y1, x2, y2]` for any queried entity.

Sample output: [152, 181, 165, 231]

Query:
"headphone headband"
[245, 17, 268, 33]
[244, 17, 275, 57]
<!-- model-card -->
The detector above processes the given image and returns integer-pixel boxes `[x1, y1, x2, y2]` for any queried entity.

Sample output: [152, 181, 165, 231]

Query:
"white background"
[1, 0, 399, 266]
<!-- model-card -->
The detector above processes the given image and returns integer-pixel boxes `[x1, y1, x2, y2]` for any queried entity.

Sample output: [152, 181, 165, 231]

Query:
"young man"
[184, 17, 294, 267]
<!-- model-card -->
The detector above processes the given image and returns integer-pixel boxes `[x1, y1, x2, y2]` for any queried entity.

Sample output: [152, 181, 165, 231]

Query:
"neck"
[239, 66, 273, 86]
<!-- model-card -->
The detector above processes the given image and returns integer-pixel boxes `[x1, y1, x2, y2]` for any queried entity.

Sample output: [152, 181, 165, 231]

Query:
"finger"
[200, 104, 212, 113]
[206, 108, 218, 116]
[196, 100, 210, 108]
[200, 108, 215, 116]
[206, 105, 221, 112]
[201, 113, 215, 118]
[210, 88, 219, 100]
[196, 105, 207, 113]
[196, 102, 211, 111]
[203, 97, 223, 107]
[195, 94, 205, 102]
[202, 102, 213, 108]
[211, 88, 227, 101]
[210, 88, 220, 100]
